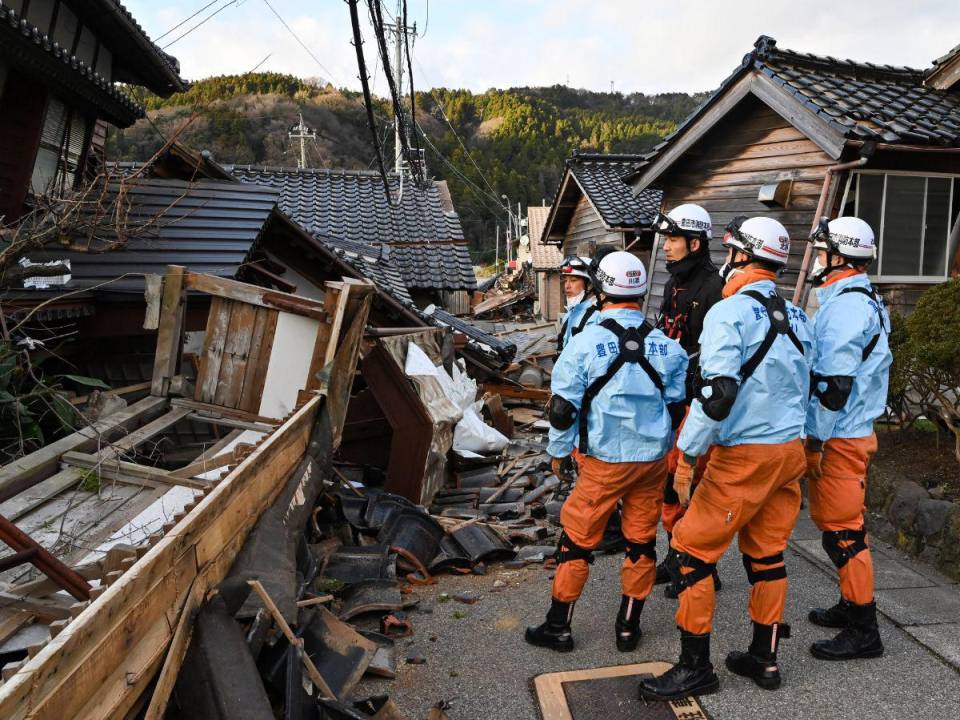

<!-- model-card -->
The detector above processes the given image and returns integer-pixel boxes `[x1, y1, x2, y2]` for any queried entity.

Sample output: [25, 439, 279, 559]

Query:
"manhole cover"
[534, 663, 709, 720]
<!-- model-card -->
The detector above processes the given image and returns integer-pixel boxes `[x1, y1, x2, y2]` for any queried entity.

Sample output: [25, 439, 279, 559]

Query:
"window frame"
[845, 169, 959, 284]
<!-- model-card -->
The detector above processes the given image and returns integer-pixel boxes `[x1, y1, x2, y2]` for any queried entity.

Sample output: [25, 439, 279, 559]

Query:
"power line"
[155, 0, 223, 42]
[162, 1, 237, 50]
[261, 0, 339, 84]
[412, 53, 502, 204]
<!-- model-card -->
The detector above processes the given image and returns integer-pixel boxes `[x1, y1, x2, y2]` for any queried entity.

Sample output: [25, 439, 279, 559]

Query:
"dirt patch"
[874, 426, 960, 500]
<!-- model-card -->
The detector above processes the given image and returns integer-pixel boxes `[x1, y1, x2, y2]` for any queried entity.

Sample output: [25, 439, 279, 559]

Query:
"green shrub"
[904, 278, 960, 461]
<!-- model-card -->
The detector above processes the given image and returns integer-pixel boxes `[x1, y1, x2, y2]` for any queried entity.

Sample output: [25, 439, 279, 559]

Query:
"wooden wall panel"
[648, 97, 834, 317]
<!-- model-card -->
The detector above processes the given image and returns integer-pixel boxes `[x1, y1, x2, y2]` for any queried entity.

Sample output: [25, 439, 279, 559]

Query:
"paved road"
[355, 510, 960, 720]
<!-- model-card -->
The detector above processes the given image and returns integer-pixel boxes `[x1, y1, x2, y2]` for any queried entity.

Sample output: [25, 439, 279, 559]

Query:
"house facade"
[526, 204, 565, 321]
[541, 152, 663, 277]
[0, 0, 186, 222]
[628, 36, 960, 317]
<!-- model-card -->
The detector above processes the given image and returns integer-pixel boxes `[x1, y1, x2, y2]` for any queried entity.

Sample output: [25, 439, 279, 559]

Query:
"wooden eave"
[541, 166, 621, 245]
[926, 52, 960, 90]
[628, 71, 848, 196]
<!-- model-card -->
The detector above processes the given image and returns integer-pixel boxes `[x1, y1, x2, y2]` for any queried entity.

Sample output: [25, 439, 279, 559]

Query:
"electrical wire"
[155, 0, 224, 42]
[261, 0, 339, 83]
[162, 0, 237, 50]
[347, 0, 394, 205]
[402, 0, 424, 184]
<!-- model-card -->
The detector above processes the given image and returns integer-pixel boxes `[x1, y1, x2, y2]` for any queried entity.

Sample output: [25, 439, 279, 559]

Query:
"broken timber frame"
[0, 265, 375, 719]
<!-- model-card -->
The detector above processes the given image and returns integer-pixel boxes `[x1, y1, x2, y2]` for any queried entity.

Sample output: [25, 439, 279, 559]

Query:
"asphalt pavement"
[354, 510, 960, 720]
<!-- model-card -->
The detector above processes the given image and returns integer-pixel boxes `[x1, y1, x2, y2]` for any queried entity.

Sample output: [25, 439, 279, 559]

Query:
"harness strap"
[739, 290, 805, 382]
[625, 539, 657, 563]
[838, 285, 886, 361]
[573, 305, 598, 337]
[577, 319, 662, 454]
[742, 552, 787, 584]
[555, 530, 595, 565]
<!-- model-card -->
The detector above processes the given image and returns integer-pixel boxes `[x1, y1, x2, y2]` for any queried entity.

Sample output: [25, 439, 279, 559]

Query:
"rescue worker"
[804, 216, 891, 661]
[651, 204, 724, 595]
[556, 256, 597, 353]
[526, 251, 688, 653]
[639, 217, 813, 700]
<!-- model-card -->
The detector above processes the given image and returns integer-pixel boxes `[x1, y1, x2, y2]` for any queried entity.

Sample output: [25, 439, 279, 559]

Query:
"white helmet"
[808, 216, 876, 284]
[652, 203, 712, 242]
[594, 251, 648, 299]
[559, 255, 593, 281]
[722, 216, 791, 266]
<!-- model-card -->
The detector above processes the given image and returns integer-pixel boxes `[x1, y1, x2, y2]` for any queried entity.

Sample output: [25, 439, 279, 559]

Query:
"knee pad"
[664, 548, 715, 595]
[555, 530, 595, 565]
[741, 552, 787, 584]
[821, 529, 868, 569]
[624, 539, 656, 564]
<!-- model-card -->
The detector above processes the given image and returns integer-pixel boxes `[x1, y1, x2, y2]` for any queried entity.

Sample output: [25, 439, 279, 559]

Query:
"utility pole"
[288, 111, 316, 170]
[495, 225, 499, 269]
[385, 1, 419, 176]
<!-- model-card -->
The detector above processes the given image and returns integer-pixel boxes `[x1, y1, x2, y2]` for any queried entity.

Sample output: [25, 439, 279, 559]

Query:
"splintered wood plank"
[0, 395, 321, 720]
[151, 265, 187, 396]
[239, 307, 279, 414]
[214, 300, 257, 409]
[183, 272, 328, 321]
[196, 297, 232, 404]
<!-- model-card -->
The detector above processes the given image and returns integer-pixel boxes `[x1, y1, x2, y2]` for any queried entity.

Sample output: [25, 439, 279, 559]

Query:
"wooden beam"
[0, 592, 72, 622]
[186, 413, 274, 433]
[60, 452, 208, 491]
[170, 398, 279, 426]
[151, 265, 187, 396]
[0, 395, 321, 720]
[183, 271, 328, 321]
[0, 396, 169, 503]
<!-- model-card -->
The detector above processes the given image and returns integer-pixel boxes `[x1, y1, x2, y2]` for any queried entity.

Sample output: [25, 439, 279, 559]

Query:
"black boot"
[654, 533, 672, 585]
[638, 631, 720, 701]
[725, 621, 790, 690]
[810, 601, 884, 660]
[809, 597, 853, 628]
[525, 598, 574, 653]
[615, 595, 644, 652]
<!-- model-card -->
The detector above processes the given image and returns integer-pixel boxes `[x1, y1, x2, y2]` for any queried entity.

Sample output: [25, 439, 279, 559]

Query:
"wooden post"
[151, 265, 187, 397]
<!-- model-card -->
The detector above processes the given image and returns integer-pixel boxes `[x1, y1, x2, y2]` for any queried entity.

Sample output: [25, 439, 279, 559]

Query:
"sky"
[128, 0, 960, 96]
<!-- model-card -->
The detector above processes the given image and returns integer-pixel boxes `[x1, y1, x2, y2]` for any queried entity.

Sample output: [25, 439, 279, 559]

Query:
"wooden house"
[541, 151, 663, 272]
[0, 0, 186, 222]
[526, 204, 565, 321]
[627, 36, 960, 316]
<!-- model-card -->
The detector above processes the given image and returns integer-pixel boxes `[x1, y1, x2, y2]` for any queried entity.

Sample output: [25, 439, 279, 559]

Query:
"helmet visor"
[653, 211, 705, 240]
[560, 255, 590, 273]
[808, 217, 831, 248]
[722, 216, 750, 251]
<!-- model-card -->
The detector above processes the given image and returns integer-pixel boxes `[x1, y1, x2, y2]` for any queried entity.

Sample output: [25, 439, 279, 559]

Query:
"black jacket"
[657, 249, 723, 394]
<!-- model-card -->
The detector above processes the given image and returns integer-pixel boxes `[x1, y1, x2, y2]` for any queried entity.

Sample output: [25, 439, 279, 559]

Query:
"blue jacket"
[559, 298, 599, 351]
[548, 306, 688, 463]
[806, 273, 892, 441]
[678, 279, 814, 458]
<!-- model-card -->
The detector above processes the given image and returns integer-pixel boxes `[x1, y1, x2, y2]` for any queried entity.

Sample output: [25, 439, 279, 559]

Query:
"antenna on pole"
[288, 111, 317, 169]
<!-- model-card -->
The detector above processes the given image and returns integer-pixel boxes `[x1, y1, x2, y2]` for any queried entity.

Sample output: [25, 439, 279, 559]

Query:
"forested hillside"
[109, 73, 706, 261]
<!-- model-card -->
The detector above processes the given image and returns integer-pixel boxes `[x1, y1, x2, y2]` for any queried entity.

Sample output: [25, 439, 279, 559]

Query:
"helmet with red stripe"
[722, 216, 791, 266]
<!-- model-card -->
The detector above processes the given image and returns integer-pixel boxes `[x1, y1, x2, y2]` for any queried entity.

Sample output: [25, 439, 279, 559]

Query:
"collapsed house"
[626, 35, 960, 316]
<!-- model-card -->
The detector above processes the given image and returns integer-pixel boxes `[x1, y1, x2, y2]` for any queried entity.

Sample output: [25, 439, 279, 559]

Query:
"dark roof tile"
[226, 166, 476, 291]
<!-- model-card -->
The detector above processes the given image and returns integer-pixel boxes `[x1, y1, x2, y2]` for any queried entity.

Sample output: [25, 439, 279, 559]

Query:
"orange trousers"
[553, 455, 667, 603]
[808, 434, 878, 605]
[672, 441, 804, 634]
[662, 413, 711, 533]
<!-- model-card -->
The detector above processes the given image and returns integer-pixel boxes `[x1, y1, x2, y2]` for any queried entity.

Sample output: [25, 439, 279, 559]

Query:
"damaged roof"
[24, 178, 280, 292]
[542, 152, 663, 244]
[226, 166, 477, 291]
[628, 35, 960, 191]
[318, 235, 414, 305]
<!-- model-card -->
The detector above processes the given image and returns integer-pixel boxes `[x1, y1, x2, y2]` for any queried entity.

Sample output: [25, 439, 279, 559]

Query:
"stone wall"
[866, 468, 960, 581]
